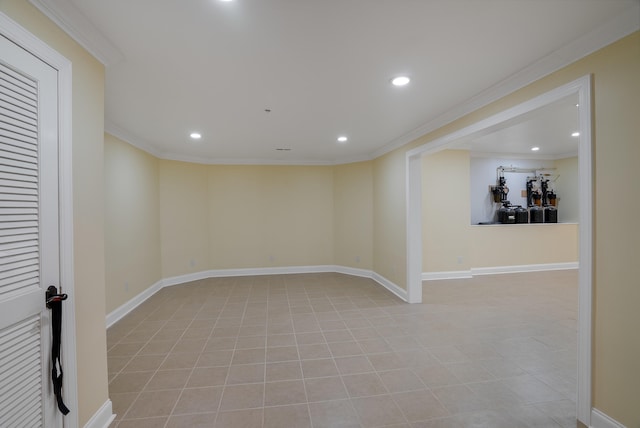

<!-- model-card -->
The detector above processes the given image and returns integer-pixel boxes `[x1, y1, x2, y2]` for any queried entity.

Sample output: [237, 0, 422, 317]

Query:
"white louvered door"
[0, 34, 60, 428]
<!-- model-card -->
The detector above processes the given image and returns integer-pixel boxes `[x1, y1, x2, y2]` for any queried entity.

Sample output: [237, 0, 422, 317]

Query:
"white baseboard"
[421, 263, 577, 281]
[107, 265, 407, 325]
[106, 279, 163, 328]
[162, 265, 337, 287]
[83, 399, 115, 428]
[371, 272, 408, 301]
[591, 408, 626, 428]
[422, 270, 473, 281]
[471, 262, 578, 276]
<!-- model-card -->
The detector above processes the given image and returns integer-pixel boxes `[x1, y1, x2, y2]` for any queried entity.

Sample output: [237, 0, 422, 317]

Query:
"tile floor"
[107, 270, 578, 428]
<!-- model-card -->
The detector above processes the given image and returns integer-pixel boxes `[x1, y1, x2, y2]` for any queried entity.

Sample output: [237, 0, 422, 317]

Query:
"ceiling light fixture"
[391, 76, 410, 87]
[531, 147, 540, 151]
[337, 136, 348, 143]
[190, 132, 202, 140]
[572, 132, 580, 137]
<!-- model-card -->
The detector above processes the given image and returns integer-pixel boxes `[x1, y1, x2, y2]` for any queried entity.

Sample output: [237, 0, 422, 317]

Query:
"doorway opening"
[405, 75, 592, 425]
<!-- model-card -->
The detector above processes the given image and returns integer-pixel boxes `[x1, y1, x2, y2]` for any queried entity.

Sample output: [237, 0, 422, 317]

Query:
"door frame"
[0, 12, 78, 428]
[405, 75, 593, 425]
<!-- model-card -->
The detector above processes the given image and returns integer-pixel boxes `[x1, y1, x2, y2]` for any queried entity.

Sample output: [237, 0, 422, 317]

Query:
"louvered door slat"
[0, 135, 37, 152]
[0, 277, 39, 297]
[0, 81, 37, 109]
[0, 98, 37, 122]
[0, 141, 37, 159]
[0, 315, 42, 428]
[0, 64, 38, 95]
[0, 111, 37, 132]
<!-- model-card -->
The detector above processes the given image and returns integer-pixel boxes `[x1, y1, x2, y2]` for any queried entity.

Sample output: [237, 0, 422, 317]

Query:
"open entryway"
[406, 76, 593, 426]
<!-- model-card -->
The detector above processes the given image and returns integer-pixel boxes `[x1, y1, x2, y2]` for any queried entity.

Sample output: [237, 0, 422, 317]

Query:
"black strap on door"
[46, 285, 70, 415]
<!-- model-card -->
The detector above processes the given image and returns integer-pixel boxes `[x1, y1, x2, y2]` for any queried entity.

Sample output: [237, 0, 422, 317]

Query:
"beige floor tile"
[305, 376, 349, 402]
[166, 412, 217, 428]
[295, 332, 326, 345]
[267, 333, 296, 347]
[335, 355, 375, 375]
[116, 417, 168, 428]
[110, 392, 138, 421]
[378, 369, 425, 393]
[351, 394, 406, 427]
[226, 363, 265, 384]
[187, 366, 229, 388]
[196, 350, 234, 368]
[231, 348, 265, 365]
[160, 352, 199, 370]
[219, 383, 264, 411]
[125, 390, 182, 418]
[308, 399, 360, 428]
[109, 371, 154, 393]
[121, 355, 165, 373]
[298, 343, 332, 360]
[368, 352, 406, 371]
[235, 335, 266, 349]
[144, 369, 191, 391]
[264, 379, 307, 406]
[214, 408, 263, 428]
[264, 403, 311, 428]
[342, 372, 388, 398]
[301, 358, 339, 378]
[266, 345, 299, 362]
[172, 386, 223, 414]
[412, 365, 461, 388]
[107, 272, 578, 428]
[392, 389, 449, 422]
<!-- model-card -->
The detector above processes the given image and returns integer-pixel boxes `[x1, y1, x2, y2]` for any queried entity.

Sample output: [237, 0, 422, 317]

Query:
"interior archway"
[405, 75, 592, 425]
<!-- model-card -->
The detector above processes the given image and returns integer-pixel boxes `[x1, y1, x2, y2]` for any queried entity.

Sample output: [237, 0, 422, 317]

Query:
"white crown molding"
[105, 125, 375, 166]
[104, 119, 163, 158]
[468, 151, 577, 161]
[28, 0, 124, 66]
[370, 3, 640, 160]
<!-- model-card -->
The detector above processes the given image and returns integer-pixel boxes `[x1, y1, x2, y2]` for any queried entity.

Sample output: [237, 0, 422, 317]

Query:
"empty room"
[0, 1, 639, 428]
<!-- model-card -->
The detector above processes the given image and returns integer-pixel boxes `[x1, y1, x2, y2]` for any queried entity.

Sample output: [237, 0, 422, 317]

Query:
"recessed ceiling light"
[531, 147, 540, 151]
[391, 76, 410, 87]
[337, 136, 348, 143]
[571, 132, 580, 137]
[220, 0, 234, 2]
[190, 132, 202, 140]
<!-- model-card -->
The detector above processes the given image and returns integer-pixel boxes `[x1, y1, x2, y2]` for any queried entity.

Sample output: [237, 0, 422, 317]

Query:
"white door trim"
[405, 75, 593, 426]
[0, 12, 78, 428]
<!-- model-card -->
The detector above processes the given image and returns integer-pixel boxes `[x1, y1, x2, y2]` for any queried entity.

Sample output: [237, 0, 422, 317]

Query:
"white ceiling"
[33, 0, 639, 164]
[454, 93, 580, 159]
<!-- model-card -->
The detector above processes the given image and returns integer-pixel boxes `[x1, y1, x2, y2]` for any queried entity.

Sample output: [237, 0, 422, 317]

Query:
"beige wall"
[373, 32, 640, 426]
[422, 150, 578, 272]
[469, 224, 578, 268]
[0, 1, 109, 425]
[158, 160, 210, 278]
[207, 165, 334, 270]
[333, 162, 374, 270]
[373, 149, 408, 288]
[422, 150, 471, 272]
[104, 134, 161, 312]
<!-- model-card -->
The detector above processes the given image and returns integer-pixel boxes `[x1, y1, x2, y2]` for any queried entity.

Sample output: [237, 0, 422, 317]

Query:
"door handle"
[45, 285, 67, 308]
